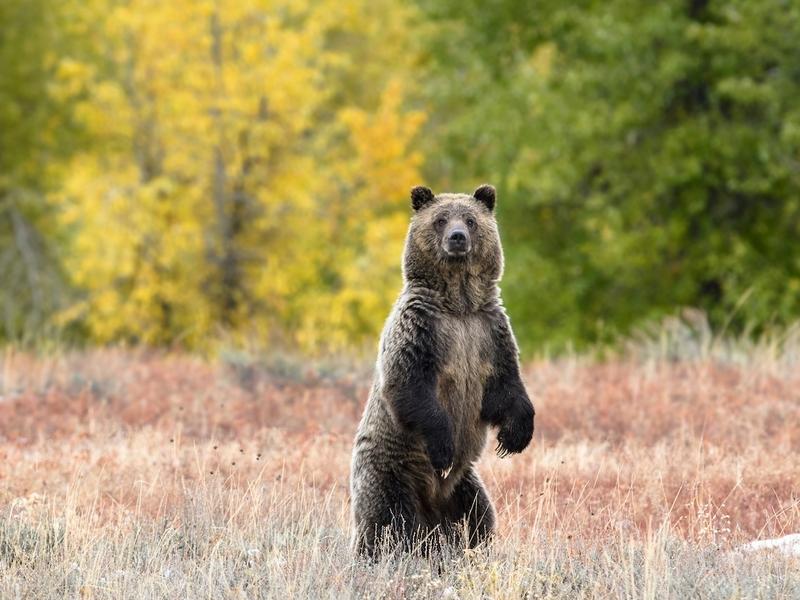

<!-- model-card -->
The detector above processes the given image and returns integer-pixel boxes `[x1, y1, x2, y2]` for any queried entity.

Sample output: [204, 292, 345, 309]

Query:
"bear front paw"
[426, 430, 455, 474]
[496, 406, 534, 457]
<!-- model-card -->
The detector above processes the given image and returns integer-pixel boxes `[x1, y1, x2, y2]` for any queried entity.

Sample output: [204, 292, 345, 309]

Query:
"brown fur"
[350, 186, 534, 558]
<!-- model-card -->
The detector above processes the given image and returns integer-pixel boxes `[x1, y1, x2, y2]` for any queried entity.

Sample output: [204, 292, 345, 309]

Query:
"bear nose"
[449, 230, 467, 244]
[446, 228, 470, 255]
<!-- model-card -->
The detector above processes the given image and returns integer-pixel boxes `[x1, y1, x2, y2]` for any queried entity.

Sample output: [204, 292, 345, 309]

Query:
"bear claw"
[495, 441, 511, 459]
[438, 465, 453, 479]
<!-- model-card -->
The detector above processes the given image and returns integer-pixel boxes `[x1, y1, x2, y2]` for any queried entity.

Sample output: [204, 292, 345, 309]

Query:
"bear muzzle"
[444, 228, 471, 257]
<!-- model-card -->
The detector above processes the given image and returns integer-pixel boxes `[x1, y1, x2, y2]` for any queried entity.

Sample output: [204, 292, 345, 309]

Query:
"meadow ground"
[1, 324, 800, 598]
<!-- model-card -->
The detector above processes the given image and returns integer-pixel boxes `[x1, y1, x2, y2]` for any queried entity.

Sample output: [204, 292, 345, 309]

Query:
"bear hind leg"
[444, 469, 495, 549]
[353, 487, 424, 559]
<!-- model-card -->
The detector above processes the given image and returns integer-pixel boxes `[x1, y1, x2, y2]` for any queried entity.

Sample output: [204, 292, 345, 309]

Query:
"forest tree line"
[2, 0, 800, 354]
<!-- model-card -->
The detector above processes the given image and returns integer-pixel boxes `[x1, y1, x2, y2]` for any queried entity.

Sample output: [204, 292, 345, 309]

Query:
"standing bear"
[350, 184, 535, 558]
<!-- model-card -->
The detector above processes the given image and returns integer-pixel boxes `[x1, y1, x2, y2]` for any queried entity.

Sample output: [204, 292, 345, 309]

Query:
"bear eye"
[435, 217, 447, 228]
[465, 217, 476, 229]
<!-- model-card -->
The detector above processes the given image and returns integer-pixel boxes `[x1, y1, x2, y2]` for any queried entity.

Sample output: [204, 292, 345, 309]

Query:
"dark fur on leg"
[353, 484, 422, 560]
[481, 307, 535, 456]
[382, 301, 454, 473]
[444, 469, 495, 548]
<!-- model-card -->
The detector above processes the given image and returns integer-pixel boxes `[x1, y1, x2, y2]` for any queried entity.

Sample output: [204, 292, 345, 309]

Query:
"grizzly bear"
[349, 184, 535, 558]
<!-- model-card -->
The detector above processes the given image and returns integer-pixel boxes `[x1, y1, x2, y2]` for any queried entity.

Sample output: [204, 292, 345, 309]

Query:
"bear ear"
[410, 186, 435, 211]
[472, 184, 496, 212]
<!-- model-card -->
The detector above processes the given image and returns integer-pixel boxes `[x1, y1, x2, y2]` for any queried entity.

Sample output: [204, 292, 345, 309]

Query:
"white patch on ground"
[739, 534, 800, 557]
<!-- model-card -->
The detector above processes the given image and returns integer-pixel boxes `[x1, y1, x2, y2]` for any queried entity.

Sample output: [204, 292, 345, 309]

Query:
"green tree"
[419, 0, 800, 352]
[0, 0, 92, 342]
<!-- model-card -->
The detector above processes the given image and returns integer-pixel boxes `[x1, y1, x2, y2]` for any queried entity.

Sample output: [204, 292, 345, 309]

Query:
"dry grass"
[1, 330, 800, 598]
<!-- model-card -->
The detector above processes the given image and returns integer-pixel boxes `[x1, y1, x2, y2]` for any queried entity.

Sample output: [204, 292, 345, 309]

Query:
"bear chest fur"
[436, 312, 494, 473]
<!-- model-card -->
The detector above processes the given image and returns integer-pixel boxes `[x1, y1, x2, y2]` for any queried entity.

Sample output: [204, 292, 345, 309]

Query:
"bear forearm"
[384, 383, 455, 470]
[480, 372, 530, 424]
[482, 372, 535, 455]
[481, 307, 535, 454]
[386, 383, 445, 433]
[421, 411, 455, 471]
[380, 300, 448, 436]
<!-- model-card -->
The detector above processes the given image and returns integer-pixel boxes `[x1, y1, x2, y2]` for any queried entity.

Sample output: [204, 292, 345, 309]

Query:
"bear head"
[403, 185, 504, 291]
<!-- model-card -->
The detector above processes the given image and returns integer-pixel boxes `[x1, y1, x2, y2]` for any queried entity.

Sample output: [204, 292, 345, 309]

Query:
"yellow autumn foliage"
[51, 0, 425, 352]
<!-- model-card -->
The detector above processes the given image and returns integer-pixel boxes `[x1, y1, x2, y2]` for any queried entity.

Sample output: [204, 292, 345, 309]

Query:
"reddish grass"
[1, 347, 799, 546]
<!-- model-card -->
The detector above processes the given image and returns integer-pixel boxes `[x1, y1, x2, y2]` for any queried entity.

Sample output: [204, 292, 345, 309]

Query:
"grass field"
[1, 324, 800, 598]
